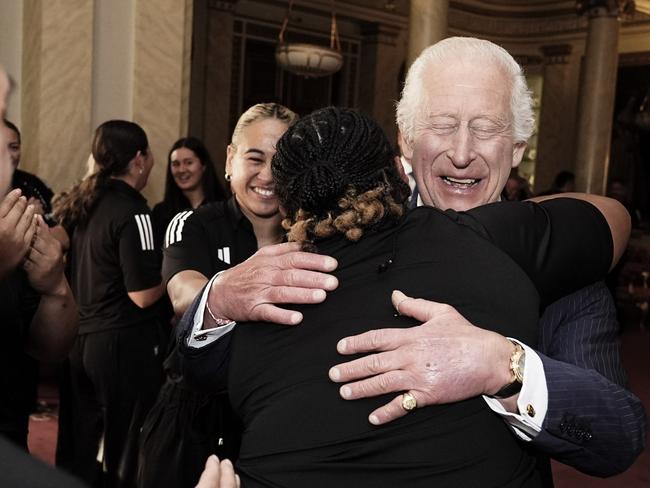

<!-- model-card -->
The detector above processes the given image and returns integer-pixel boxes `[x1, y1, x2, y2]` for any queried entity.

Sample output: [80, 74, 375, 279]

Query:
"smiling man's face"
[409, 60, 526, 212]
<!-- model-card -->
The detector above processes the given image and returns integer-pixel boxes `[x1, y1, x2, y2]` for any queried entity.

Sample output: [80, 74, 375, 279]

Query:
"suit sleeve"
[176, 285, 233, 393]
[533, 282, 646, 476]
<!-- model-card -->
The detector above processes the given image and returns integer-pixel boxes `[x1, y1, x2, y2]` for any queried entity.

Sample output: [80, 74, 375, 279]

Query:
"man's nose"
[446, 126, 476, 168]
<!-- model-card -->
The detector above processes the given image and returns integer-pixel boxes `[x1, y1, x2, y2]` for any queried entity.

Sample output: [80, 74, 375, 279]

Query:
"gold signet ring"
[401, 392, 417, 411]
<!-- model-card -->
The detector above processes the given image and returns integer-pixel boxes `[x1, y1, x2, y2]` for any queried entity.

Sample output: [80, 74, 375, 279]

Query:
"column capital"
[541, 44, 573, 64]
[575, 0, 635, 18]
[208, 0, 238, 12]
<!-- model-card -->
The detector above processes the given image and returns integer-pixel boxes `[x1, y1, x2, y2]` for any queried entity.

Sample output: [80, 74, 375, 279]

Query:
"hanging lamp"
[275, 0, 343, 78]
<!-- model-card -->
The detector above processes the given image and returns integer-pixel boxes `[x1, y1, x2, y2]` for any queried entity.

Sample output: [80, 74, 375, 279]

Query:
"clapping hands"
[23, 213, 66, 296]
[0, 189, 37, 279]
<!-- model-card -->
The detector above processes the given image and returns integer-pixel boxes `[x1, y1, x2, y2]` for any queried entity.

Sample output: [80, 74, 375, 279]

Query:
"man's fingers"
[335, 327, 403, 355]
[368, 394, 411, 426]
[251, 303, 303, 325]
[391, 290, 443, 322]
[334, 369, 407, 401]
[257, 242, 338, 273]
[269, 267, 338, 292]
[330, 352, 400, 384]
[255, 241, 302, 256]
[0, 188, 21, 218]
[218, 459, 239, 488]
[195, 455, 220, 488]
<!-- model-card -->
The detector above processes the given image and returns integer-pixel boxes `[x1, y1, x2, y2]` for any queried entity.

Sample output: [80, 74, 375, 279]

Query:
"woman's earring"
[139, 168, 143, 175]
[225, 173, 231, 182]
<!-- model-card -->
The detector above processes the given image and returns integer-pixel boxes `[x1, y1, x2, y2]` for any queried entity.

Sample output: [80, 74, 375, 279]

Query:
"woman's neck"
[183, 187, 205, 209]
[239, 205, 283, 249]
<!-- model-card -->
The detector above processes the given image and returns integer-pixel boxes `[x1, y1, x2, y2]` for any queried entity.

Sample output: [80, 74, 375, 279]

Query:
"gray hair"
[396, 37, 535, 145]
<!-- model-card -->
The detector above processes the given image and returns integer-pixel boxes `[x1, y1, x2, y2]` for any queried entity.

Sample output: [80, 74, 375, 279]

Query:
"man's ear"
[511, 142, 527, 169]
[397, 131, 414, 161]
[394, 156, 409, 185]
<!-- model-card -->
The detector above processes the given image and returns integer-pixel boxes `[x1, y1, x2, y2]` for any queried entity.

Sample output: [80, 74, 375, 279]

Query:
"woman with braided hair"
[221, 106, 628, 487]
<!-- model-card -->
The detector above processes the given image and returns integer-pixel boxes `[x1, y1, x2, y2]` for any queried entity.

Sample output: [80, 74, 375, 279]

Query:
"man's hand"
[0, 189, 37, 279]
[23, 215, 66, 296]
[207, 241, 338, 326]
[329, 290, 515, 425]
[195, 456, 240, 488]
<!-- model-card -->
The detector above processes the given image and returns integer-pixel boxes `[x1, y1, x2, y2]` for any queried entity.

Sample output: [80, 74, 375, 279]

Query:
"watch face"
[515, 348, 525, 383]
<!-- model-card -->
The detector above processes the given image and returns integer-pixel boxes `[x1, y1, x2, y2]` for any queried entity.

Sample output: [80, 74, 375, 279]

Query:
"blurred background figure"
[536, 170, 575, 196]
[53, 120, 165, 488]
[2, 119, 55, 224]
[608, 178, 642, 228]
[152, 137, 227, 249]
[503, 172, 532, 202]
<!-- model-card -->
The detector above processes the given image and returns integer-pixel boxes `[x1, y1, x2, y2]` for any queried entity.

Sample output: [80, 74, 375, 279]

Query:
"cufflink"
[526, 404, 536, 417]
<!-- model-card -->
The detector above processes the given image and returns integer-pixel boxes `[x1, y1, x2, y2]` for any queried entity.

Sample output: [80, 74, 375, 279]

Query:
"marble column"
[132, 0, 194, 204]
[535, 44, 581, 193]
[21, 0, 94, 191]
[197, 0, 238, 186]
[406, 0, 448, 68]
[574, 0, 632, 194]
[359, 23, 403, 144]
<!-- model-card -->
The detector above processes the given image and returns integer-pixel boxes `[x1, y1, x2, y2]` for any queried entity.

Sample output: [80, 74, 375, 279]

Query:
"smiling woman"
[138, 103, 298, 488]
[152, 137, 227, 249]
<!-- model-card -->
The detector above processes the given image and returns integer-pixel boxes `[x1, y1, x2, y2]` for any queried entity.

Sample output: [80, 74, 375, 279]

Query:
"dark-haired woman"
[151, 137, 227, 249]
[53, 120, 165, 488]
[203, 107, 628, 487]
[137, 103, 298, 488]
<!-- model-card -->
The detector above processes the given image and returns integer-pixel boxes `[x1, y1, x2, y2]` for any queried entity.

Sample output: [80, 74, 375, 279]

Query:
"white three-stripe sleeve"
[144, 214, 154, 250]
[135, 215, 148, 250]
[164, 211, 193, 248]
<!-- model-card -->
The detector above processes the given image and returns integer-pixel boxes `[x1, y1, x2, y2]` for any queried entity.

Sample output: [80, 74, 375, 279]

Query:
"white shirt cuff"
[187, 273, 236, 348]
[483, 339, 548, 441]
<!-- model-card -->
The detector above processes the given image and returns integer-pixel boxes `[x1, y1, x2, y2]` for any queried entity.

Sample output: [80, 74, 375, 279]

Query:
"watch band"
[492, 341, 525, 399]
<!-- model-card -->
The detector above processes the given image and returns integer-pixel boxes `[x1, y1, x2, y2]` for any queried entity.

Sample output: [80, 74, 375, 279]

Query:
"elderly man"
[179, 38, 644, 480]
[328, 37, 645, 478]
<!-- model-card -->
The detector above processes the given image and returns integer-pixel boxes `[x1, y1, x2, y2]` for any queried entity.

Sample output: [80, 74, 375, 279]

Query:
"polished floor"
[27, 326, 650, 486]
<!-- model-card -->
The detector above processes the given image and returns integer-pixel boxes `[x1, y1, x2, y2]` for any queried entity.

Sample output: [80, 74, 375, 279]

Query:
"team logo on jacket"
[217, 247, 231, 264]
[134, 214, 155, 251]
[165, 210, 193, 247]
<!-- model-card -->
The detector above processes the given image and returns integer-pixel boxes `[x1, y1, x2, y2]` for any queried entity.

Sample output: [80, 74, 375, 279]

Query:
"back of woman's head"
[92, 120, 148, 176]
[273, 107, 410, 246]
[53, 120, 148, 229]
[164, 136, 227, 210]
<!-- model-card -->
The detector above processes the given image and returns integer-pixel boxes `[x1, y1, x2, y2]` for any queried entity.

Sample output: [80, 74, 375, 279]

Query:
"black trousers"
[58, 324, 163, 488]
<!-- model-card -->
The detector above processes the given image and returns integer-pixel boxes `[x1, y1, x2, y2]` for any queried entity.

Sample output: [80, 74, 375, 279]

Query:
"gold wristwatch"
[493, 340, 525, 399]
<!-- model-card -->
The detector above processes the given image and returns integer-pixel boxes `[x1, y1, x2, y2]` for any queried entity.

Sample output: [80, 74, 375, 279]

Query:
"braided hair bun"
[273, 107, 410, 246]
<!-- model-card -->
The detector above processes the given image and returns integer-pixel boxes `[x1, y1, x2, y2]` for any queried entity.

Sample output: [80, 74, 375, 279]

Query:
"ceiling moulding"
[261, 0, 409, 30]
[450, 0, 577, 18]
[448, 8, 588, 38]
[636, 0, 650, 14]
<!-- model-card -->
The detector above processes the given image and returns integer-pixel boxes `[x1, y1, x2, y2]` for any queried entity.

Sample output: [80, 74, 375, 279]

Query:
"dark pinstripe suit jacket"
[534, 281, 646, 476]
